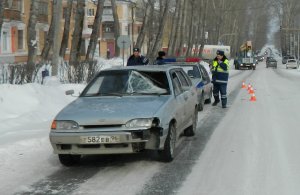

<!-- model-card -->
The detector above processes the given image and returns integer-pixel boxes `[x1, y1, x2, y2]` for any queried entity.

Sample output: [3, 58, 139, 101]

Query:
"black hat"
[158, 51, 166, 57]
[216, 50, 225, 56]
[133, 48, 140, 52]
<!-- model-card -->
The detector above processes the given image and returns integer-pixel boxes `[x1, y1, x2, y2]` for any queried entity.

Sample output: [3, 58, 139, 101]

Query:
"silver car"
[50, 66, 198, 166]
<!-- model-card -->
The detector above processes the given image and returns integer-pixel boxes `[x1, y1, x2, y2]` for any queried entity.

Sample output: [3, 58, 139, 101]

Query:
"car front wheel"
[58, 154, 81, 166]
[161, 123, 176, 162]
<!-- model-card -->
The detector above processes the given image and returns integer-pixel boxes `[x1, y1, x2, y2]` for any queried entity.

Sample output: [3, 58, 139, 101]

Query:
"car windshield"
[288, 60, 296, 63]
[81, 70, 170, 97]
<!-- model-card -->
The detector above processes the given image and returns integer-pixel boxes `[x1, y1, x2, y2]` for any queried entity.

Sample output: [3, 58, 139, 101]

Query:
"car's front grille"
[82, 125, 122, 129]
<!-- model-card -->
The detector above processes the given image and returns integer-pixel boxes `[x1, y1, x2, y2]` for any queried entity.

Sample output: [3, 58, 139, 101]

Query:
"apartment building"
[0, 0, 141, 64]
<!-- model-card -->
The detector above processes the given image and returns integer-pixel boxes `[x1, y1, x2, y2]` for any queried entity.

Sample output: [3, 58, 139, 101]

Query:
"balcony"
[102, 32, 115, 40]
[37, 14, 48, 24]
[3, 9, 21, 21]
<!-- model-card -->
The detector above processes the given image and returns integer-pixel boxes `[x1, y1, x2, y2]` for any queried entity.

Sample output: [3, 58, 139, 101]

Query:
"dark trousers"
[213, 82, 227, 106]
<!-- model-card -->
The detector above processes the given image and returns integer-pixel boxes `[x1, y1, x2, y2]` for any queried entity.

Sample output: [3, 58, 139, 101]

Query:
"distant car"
[257, 55, 264, 62]
[286, 59, 298, 69]
[266, 58, 277, 68]
[49, 66, 199, 166]
[166, 62, 213, 111]
[234, 58, 242, 70]
[282, 56, 296, 64]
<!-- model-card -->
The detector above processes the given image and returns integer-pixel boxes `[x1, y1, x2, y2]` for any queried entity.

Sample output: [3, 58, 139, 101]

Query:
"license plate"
[80, 135, 120, 144]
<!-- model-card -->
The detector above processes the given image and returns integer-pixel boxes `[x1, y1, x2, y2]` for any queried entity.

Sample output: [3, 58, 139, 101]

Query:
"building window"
[17, 30, 24, 50]
[103, 23, 114, 33]
[1, 30, 10, 52]
[38, 2, 48, 15]
[88, 9, 95, 16]
[103, 7, 112, 15]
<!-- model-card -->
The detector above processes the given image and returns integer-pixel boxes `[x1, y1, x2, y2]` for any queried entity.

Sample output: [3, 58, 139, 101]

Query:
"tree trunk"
[167, 0, 181, 56]
[149, 0, 170, 59]
[86, 0, 104, 61]
[60, 0, 73, 58]
[41, 1, 56, 61]
[135, 2, 151, 49]
[25, 0, 39, 83]
[111, 0, 120, 57]
[51, 0, 63, 76]
[70, 0, 85, 67]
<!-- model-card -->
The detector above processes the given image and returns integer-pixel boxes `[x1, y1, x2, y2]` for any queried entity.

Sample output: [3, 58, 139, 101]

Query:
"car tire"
[198, 93, 205, 111]
[58, 154, 81, 166]
[184, 109, 198, 137]
[205, 89, 212, 104]
[161, 123, 176, 162]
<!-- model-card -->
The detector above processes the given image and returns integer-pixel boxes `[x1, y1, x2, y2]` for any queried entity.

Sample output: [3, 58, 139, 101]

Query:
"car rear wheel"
[205, 88, 212, 104]
[184, 109, 198, 137]
[198, 93, 205, 111]
[58, 154, 81, 166]
[161, 123, 176, 162]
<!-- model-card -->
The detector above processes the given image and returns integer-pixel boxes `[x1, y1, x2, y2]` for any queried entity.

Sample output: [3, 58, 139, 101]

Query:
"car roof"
[101, 65, 183, 72]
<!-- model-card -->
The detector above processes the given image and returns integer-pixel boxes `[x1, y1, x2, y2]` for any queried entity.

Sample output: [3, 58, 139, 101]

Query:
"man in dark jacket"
[154, 51, 166, 65]
[127, 48, 149, 66]
[211, 50, 229, 108]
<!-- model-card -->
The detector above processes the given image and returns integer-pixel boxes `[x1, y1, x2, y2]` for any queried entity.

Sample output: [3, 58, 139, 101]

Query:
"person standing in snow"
[211, 50, 229, 108]
[127, 48, 149, 66]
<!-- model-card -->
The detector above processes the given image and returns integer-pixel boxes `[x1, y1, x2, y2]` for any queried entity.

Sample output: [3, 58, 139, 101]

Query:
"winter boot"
[221, 98, 227, 108]
[212, 96, 220, 106]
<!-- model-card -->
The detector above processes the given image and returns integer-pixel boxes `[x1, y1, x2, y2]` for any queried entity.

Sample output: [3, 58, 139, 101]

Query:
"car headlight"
[125, 118, 159, 128]
[51, 120, 79, 130]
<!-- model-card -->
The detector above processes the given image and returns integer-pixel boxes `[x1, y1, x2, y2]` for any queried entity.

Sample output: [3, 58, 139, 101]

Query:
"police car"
[164, 57, 213, 111]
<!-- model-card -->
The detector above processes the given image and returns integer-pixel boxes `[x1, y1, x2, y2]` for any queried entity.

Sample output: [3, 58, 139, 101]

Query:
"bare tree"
[51, 0, 63, 75]
[70, 0, 85, 66]
[167, 0, 181, 56]
[149, 0, 170, 59]
[86, 0, 104, 61]
[86, 0, 105, 82]
[41, 1, 56, 61]
[135, 1, 153, 49]
[60, 0, 73, 58]
[111, 0, 121, 57]
[25, 0, 39, 83]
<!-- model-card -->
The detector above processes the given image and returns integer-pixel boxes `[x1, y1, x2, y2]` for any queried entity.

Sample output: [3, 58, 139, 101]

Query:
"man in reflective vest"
[211, 50, 229, 108]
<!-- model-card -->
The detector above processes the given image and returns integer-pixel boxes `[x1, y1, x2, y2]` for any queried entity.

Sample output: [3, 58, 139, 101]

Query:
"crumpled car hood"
[55, 96, 170, 125]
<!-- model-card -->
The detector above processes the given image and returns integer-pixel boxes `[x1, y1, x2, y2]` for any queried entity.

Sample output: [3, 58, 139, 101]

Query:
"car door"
[174, 69, 195, 132]
[199, 65, 212, 99]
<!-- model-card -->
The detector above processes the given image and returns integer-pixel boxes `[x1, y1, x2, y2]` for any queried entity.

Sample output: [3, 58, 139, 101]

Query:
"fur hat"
[216, 50, 225, 56]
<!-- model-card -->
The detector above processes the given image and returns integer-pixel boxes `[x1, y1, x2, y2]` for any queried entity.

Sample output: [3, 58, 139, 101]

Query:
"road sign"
[117, 35, 131, 49]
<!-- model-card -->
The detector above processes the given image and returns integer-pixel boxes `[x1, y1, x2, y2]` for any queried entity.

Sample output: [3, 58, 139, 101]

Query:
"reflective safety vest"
[212, 59, 229, 83]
